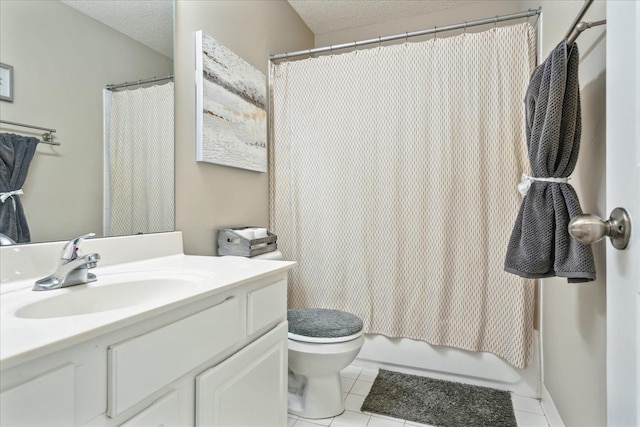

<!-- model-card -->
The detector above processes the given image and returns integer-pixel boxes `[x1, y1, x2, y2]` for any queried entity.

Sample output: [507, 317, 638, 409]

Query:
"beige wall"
[174, 0, 313, 255]
[0, 0, 172, 243]
[315, 1, 607, 425]
[534, 1, 607, 426]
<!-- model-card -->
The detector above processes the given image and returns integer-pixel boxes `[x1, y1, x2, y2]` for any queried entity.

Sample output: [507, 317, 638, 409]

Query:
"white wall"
[174, 0, 314, 255]
[0, 0, 172, 243]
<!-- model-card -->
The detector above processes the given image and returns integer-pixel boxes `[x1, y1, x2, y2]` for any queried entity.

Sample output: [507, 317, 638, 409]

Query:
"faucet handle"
[61, 233, 96, 261]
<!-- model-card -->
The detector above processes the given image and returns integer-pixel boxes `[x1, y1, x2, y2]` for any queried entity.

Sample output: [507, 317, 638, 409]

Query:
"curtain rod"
[0, 119, 61, 146]
[565, 0, 593, 39]
[567, 19, 606, 45]
[565, 0, 606, 45]
[270, 8, 541, 61]
[106, 74, 174, 91]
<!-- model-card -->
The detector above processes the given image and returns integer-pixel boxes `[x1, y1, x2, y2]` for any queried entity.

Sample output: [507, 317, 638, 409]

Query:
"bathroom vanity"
[0, 232, 295, 426]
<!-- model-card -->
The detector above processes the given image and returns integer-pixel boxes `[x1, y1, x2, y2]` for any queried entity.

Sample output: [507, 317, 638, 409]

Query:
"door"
[606, 1, 640, 426]
[195, 322, 288, 427]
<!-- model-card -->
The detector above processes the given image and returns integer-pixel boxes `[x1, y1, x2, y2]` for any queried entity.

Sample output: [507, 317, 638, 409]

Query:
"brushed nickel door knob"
[568, 207, 631, 250]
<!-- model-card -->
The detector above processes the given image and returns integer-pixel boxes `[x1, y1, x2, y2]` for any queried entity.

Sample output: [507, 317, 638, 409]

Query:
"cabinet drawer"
[247, 280, 287, 335]
[108, 297, 242, 417]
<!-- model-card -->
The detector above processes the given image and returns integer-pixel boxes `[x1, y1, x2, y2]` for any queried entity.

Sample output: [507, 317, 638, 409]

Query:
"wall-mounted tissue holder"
[218, 227, 278, 257]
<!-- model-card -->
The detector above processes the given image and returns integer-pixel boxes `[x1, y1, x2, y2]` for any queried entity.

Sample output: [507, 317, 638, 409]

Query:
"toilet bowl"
[287, 308, 364, 419]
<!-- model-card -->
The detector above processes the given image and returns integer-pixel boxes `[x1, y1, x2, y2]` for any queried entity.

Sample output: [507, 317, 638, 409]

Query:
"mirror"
[0, 0, 174, 244]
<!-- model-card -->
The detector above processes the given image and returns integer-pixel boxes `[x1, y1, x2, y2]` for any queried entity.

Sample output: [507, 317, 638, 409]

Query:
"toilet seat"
[287, 308, 364, 343]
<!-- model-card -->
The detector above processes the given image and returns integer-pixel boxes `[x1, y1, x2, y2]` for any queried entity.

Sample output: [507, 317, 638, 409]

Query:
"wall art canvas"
[195, 30, 267, 172]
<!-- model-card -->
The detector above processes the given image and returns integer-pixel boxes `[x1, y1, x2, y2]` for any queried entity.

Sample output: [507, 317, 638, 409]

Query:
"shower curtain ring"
[405, 32, 409, 43]
[433, 26, 437, 40]
[494, 16, 498, 28]
[464, 21, 467, 33]
[378, 36, 382, 48]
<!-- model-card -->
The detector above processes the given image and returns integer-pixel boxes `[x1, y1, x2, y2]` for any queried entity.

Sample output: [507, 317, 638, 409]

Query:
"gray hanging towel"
[504, 41, 595, 283]
[0, 133, 39, 243]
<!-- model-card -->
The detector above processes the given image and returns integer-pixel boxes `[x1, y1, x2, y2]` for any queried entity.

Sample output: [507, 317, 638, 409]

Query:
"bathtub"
[353, 331, 540, 398]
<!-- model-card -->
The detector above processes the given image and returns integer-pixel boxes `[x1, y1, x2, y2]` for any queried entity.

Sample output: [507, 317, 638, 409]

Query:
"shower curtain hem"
[363, 330, 531, 370]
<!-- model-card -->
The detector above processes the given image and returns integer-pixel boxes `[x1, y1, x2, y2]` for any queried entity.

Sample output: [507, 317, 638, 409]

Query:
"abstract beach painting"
[195, 31, 267, 172]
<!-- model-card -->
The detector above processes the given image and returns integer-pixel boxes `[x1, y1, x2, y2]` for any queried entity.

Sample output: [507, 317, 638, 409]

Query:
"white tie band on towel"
[0, 189, 24, 210]
[517, 174, 569, 196]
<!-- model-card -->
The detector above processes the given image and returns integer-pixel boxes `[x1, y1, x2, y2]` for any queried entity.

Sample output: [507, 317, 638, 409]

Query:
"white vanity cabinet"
[0, 270, 290, 427]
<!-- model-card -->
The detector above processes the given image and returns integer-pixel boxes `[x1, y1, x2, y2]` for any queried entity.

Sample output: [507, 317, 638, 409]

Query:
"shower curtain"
[270, 24, 537, 368]
[105, 82, 174, 236]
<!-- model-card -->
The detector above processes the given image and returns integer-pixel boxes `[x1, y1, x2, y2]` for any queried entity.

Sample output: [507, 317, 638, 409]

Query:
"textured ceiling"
[60, 0, 173, 59]
[58, 1, 481, 58]
[287, 0, 482, 35]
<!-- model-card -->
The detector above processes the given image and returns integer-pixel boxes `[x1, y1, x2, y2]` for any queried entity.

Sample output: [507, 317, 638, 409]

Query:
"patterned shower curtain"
[270, 24, 537, 368]
[105, 82, 174, 236]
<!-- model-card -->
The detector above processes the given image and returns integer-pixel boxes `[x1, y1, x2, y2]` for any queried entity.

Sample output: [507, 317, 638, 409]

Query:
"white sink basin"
[15, 273, 205, 319]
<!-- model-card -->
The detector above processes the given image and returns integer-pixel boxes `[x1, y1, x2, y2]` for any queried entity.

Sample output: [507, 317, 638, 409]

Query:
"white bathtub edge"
[353, 330, 541, 398]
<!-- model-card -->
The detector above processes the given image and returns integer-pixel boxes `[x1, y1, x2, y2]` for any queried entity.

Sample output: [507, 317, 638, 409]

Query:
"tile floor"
[287, 365, 550, 427]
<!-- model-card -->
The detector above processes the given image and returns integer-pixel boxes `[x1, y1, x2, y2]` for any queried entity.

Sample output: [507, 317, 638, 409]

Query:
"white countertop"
[0, 233, 295, 371]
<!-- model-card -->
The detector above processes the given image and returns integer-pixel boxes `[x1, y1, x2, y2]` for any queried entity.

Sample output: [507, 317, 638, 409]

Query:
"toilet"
[287, 308, 364, 419]
[250, 250, 365, 419]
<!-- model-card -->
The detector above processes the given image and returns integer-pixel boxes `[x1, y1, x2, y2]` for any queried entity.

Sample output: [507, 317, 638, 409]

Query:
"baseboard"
[541, 383, 565, 427]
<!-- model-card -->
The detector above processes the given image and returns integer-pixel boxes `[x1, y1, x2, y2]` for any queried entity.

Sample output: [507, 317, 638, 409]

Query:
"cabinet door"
[119, 390, 180, 427]
[196, 322, 287, 427]
[0, 364, 75, 427]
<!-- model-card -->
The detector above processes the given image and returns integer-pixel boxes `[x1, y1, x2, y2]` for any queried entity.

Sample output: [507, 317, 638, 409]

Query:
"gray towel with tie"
[0, 133, 39, 243]
[504, 40, 595, 283]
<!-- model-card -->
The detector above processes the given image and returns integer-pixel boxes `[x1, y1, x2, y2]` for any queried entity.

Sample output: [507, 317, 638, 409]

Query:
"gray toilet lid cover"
[287, 308, 364, 338]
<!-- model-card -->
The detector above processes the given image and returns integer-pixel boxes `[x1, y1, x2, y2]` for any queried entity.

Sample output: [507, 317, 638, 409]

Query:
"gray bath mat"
[361, 369, 517, 427]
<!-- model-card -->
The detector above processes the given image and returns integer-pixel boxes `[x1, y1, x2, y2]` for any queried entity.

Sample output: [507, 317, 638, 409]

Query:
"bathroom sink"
[15, 274, 204, 319]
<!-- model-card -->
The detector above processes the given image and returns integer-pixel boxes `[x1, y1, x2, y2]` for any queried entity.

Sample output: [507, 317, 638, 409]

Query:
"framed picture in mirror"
[0, 63, 13, 102]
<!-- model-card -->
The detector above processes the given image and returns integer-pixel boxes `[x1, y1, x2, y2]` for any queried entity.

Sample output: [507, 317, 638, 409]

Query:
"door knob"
[568, 207, 631, 250]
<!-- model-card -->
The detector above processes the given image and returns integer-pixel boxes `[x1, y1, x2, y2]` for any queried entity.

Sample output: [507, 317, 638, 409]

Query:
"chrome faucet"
[33, 233, 101, 291]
